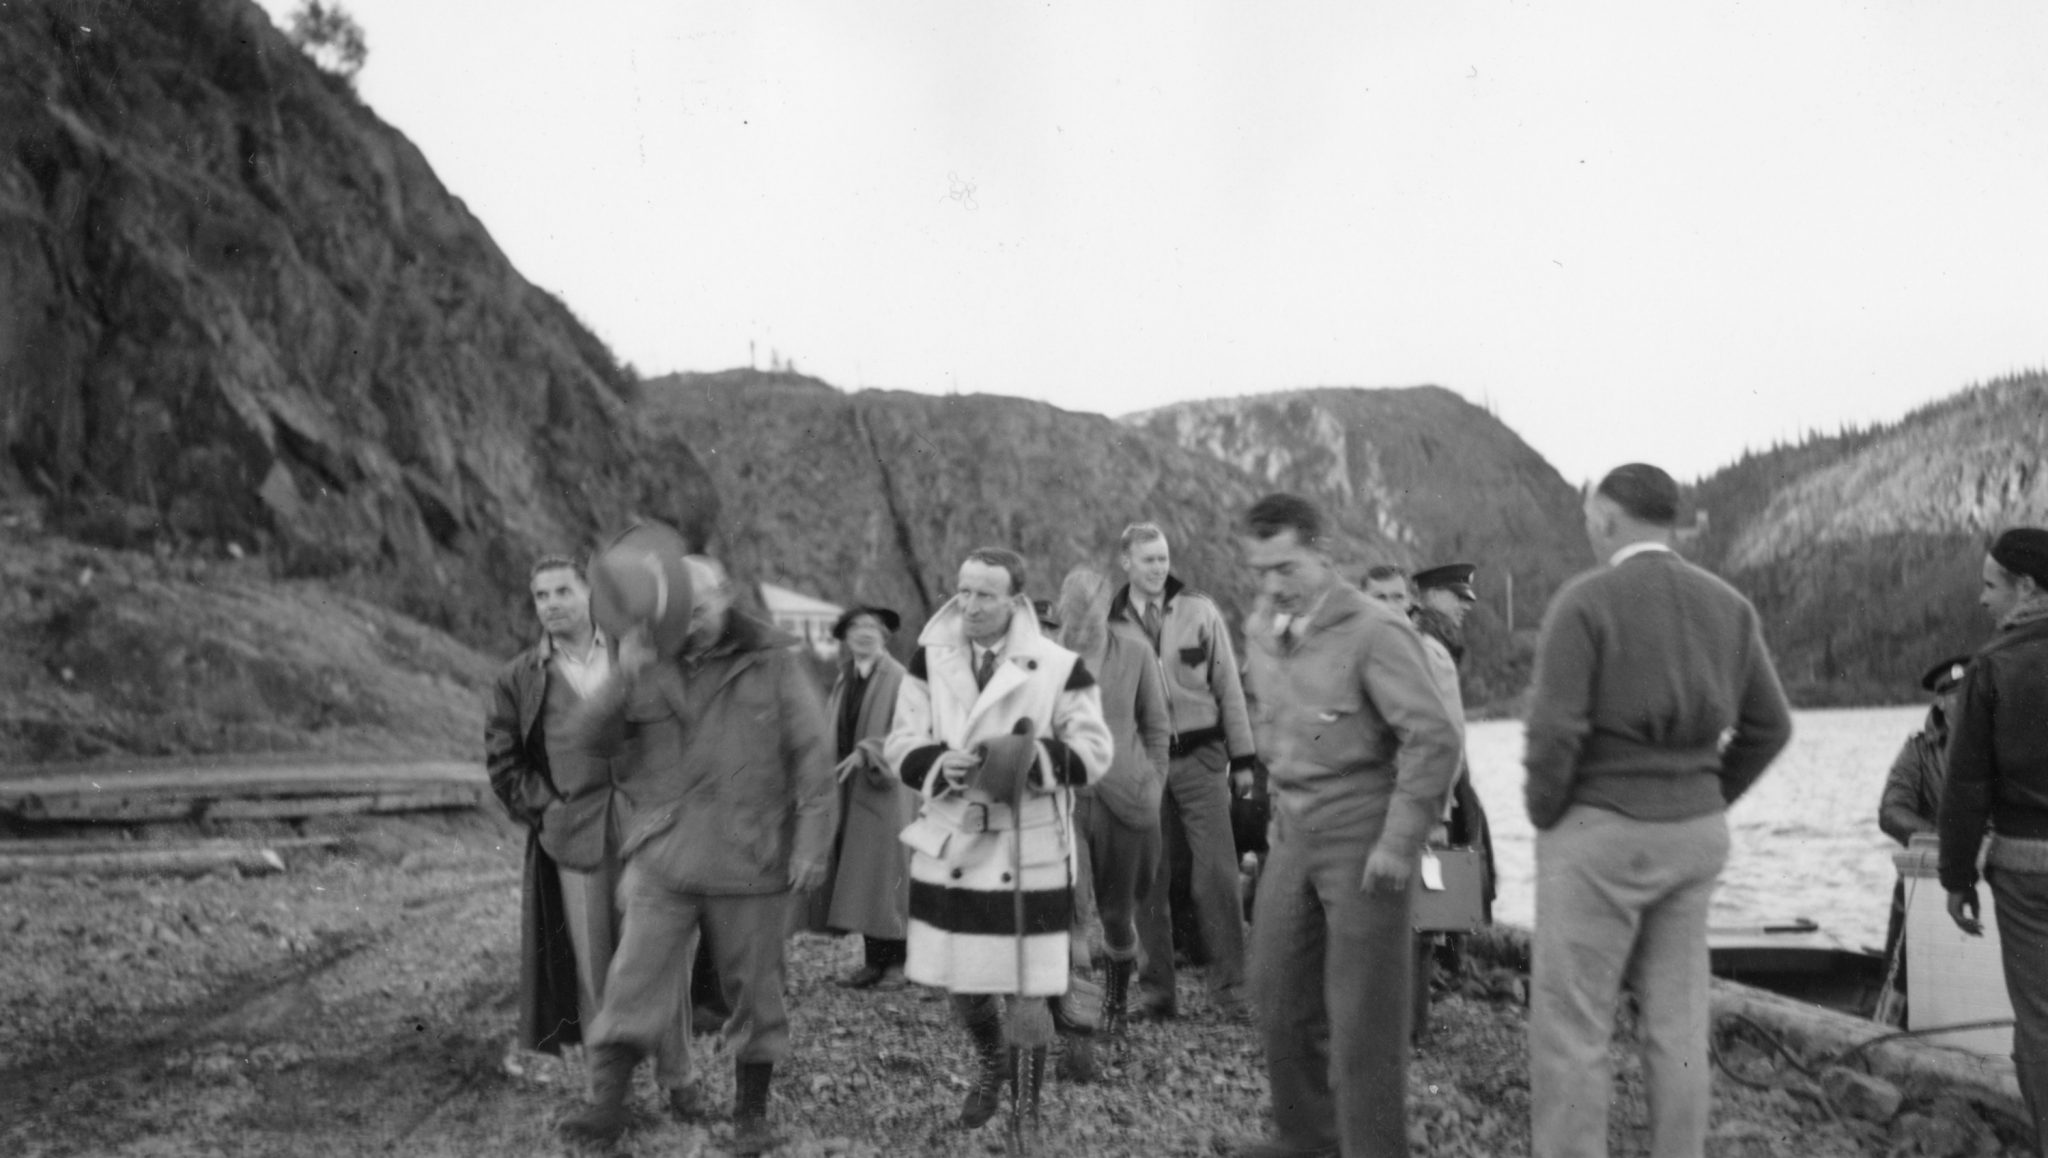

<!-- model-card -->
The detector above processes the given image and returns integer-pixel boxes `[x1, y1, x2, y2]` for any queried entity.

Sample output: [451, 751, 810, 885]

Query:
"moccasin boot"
[557, 1042, 640, 1146]
[956, 999, 1012, 1129]
[730, 1060, 778, 1155]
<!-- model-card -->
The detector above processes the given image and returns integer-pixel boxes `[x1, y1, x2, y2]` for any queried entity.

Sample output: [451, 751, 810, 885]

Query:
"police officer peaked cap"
[1920, 655, 1970, 694]
[1412, 563, 1478, 601]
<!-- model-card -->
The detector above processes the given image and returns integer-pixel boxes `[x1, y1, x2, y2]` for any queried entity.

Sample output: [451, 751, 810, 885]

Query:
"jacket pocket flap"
[898, 815, 952, 859]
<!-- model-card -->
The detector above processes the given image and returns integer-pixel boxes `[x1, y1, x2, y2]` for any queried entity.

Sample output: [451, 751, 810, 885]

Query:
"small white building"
[760, 582, 844, 659]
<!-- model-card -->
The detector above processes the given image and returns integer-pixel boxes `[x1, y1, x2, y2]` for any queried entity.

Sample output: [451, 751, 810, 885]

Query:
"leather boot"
[557, 1042, 639, 1145]
[956, 997, 1011, 1129]
[730, 1060, 778, 1155]
[1103, 957, 1135, 1037]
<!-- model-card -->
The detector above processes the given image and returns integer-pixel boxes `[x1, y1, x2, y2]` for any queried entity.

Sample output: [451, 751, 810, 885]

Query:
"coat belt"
[925, 796, 1064, 835]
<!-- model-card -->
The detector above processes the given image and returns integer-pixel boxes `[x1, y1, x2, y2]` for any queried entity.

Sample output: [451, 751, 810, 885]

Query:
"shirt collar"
[853, 656, 878, 679]
[1609, 541, 1675, 567]
[543, 627, 608, 662]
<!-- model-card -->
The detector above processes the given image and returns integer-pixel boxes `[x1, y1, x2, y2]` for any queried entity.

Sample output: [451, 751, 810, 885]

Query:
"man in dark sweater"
[1523, 464, 1792, 1158]
[1938, 527, 2048, 1156]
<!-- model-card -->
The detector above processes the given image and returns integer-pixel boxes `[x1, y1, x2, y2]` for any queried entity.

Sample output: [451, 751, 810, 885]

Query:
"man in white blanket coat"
[885, 546, 1114, 1130]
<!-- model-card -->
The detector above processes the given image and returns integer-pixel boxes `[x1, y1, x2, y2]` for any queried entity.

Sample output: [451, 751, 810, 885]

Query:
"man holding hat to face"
[805, 605, 916, 990]
[557, 554, 837, 1153]
[1939, 526, 2048, 1154]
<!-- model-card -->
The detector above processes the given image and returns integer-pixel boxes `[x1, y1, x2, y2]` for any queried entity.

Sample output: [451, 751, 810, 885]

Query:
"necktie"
[975, 648, 998, 690]
[1279, 617, 1299, 654]
[1142, 602, 1163, 649]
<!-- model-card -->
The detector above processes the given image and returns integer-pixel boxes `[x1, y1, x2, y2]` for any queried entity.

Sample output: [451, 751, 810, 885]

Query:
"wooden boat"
[1708, 918, 1887, 1016]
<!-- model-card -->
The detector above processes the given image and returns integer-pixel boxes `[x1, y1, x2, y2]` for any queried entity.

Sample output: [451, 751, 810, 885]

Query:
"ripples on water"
[1466, 705, 1929, 951]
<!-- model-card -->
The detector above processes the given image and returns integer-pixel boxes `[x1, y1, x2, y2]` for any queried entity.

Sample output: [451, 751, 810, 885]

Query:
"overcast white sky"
[257, 0, 2047, 484]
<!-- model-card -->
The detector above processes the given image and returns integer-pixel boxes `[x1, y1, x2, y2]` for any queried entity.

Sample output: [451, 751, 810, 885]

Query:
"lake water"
[1465, 705, 1929, 952]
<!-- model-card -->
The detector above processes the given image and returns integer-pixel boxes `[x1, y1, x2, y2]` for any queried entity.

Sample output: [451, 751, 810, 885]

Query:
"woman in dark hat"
[1939, 527, 2048, 1153]
[808, 605, 916, 989]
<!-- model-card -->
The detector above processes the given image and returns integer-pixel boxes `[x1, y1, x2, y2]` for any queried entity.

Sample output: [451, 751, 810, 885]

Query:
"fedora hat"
[587, 519, 696, 658]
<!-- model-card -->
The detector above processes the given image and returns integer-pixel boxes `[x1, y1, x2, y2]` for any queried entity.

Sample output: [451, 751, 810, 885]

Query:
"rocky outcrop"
[1689, 371, 2048, 703]
[636, 370, 1267, 638]
[0, 0, 716, 648]
[1132, 387, 1591, 705]
[642, 373, 1586, 707]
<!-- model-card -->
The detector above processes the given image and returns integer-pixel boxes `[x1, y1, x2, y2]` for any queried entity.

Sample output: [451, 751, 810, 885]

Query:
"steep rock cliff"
[636, 370, 1266, 640]
[1132, 387, 1591, 705]
[644, 373, 1586, 708]
[0, 0, 716, 648]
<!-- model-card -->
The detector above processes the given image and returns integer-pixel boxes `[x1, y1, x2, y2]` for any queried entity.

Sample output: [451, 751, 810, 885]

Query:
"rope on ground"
[1833, 1018, 2020, 1072]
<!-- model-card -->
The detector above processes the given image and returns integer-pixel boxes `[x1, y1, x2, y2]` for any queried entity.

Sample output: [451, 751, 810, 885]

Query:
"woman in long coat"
[810, 606, 914, 988]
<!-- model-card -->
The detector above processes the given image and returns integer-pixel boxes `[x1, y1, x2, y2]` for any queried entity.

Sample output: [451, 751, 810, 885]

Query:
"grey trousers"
[1989, 865, 2048, 1156]
[1530, 805, 1729, 1158]
[590, 862, 794, 1074]
[1250, 815, 1414, 1157]
[1135, 741, 1247, 1006]
[556, 807, 688, 1087]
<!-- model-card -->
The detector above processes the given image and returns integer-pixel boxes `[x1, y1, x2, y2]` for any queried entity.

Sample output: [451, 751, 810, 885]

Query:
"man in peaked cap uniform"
[1875, 652, 1970, 1021]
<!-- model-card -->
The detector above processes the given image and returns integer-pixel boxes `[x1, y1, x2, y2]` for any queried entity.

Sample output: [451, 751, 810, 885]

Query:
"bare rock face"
[635, 371, 1265, 642]
[1128, 387, 1591, 621]
[1130, 386, 1591, 704]
[0, 0, 716, 647]
[639, 372, 1586, 709]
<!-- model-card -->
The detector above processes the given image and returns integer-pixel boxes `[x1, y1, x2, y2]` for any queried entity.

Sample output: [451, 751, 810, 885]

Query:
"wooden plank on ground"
[0, 844, 292, 880]
[0, 761, 487, 823]
[0, 836, 344, 857]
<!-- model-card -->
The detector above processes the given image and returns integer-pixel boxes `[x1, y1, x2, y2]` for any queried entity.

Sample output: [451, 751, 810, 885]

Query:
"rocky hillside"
[637, 370, 1267, 636]
[0, 0, 717, 651]
[1131, 388, 1591, 704]
[641, 373, 1587, 708]
[1689, 371, 2048, 703]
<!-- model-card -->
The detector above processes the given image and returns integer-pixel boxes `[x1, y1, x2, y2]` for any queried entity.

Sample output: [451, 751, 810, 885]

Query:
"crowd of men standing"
[481, 463, 2048, 1158]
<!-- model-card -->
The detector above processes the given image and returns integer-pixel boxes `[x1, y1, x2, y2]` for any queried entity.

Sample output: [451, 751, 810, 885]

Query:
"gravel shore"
[0, 806, 2020, 1157]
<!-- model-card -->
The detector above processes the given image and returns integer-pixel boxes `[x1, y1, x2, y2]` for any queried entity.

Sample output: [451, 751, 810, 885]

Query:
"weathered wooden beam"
[0, 762, 486, 823]
[0, 843, 292, 880]
[0, 836, 343, 857]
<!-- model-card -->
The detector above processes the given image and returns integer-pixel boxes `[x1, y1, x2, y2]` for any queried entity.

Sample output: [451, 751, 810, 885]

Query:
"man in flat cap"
[1524, 463, 1792, 1158]
[1874, 652, 1969, 1021]
[1940, 526, 2048, 1154]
